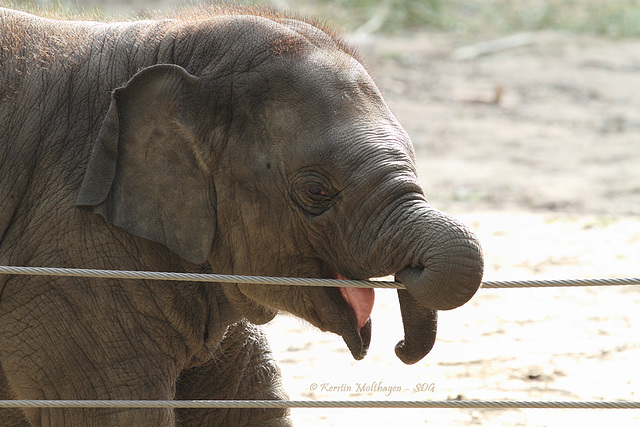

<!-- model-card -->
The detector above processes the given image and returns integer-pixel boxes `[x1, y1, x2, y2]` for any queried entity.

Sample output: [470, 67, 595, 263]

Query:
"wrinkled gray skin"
[0, 8, 484, 426]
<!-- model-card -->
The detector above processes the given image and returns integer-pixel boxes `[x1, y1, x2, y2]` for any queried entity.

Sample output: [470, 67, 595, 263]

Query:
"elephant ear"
[76, 64, 216, 265]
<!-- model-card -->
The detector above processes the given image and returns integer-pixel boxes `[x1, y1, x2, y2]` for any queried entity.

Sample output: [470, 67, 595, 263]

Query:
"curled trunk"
[391, 204, 484, 363]
[395, 208, 484, 311]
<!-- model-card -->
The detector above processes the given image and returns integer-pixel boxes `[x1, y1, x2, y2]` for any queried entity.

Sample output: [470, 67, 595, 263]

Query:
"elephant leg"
[0, 281, 180, 426]
[175, 321, 291, 427]
[0, 363, 30, 427]
[1, 338, 178, 426]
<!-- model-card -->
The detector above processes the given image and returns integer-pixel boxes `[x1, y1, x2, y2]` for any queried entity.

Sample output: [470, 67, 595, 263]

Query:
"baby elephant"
[0, 6, 484, 426]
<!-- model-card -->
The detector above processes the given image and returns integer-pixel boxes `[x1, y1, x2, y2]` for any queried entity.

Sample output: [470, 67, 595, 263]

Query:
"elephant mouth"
[335, 274, 375, 330]
[326, 267, 375, 360]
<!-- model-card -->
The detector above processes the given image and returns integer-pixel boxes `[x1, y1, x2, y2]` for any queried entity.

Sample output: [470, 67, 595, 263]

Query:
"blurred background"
[5, 1, 640, 425]
[10, 0, 640, 39]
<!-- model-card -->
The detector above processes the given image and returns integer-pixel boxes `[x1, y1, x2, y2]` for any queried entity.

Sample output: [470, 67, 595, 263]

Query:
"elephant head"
[76, 17, 484, 364]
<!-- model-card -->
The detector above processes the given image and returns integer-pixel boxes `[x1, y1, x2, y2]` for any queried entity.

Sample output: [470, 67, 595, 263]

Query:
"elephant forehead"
[236, 37, 416, 172]
[298, 53, 382, 113]
[261, 98, 413, 166]
[262, 57, 402, 139]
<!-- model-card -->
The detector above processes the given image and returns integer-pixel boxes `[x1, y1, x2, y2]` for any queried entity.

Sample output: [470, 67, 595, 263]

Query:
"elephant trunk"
[395, 207, 484, 311]
[393, 205, 484, 364]
[334, 195, 483, 364]
[394, 288, 437, 364]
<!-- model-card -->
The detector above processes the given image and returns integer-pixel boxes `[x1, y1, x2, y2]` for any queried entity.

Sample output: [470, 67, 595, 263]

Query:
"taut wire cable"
[0, 266, 638, 289]
[0, 399, 638, 409]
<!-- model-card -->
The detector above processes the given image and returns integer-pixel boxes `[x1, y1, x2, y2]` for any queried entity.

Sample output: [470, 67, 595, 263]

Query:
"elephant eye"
[305, 184, 331, 202]
[292, 169, 338, 216]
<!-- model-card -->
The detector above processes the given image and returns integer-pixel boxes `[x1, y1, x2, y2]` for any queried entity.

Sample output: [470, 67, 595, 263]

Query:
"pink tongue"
[338, 280, 375, 330]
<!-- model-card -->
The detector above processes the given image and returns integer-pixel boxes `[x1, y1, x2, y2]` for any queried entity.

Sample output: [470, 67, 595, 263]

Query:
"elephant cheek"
[394, 288, 438, 365]
[229, 284, 280, 325]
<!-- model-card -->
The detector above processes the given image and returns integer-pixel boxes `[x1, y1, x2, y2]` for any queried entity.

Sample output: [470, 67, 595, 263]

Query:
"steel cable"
[0, 399, 638, 409]
[0, 266, 638, 289]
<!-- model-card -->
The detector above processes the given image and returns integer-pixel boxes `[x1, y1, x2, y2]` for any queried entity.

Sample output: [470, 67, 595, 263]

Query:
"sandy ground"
[12, 3, 640, 425]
